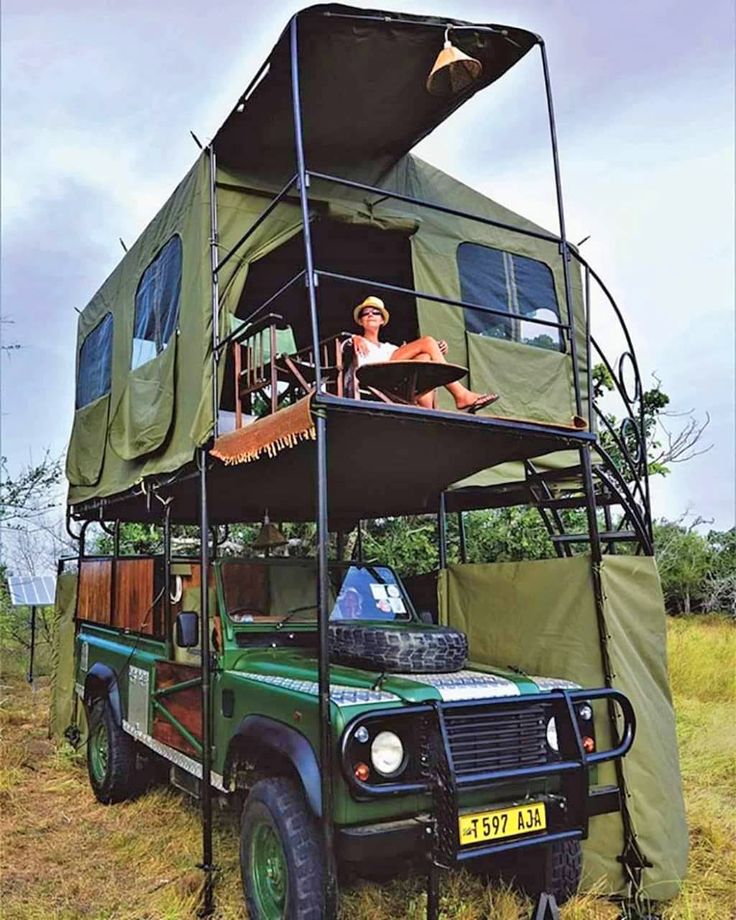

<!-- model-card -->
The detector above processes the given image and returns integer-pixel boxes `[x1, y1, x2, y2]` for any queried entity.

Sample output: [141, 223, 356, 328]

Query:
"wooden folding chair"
[231, 313, 296, 428]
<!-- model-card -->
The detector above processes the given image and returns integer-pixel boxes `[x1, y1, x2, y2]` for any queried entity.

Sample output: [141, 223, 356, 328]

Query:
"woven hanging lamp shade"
[426, 34, 483, 96]
[253, 512, 287, 550]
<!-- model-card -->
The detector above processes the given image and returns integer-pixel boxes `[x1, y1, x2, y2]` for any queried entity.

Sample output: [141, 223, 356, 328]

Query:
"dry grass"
[1, 616, 734, 919]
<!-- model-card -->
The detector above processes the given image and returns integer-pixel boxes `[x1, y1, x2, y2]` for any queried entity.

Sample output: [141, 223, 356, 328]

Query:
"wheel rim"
[89, 718, 109, 782]
[250, 818, 288, 919]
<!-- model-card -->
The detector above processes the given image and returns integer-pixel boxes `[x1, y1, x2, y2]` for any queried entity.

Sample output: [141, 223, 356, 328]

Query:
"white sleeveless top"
[355, 339, 398, 367]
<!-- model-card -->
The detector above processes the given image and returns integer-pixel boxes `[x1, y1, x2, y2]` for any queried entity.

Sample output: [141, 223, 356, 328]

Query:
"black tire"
[329, 624, 467, 673]
[240, 777, 324, 919]
[86, 699, 140, 804]
[498, 839, 582, 904]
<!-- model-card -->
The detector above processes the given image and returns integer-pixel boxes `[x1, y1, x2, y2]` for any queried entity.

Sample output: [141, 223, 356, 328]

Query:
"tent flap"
[467, 333, 575, 426]
[49, 572, 79, 740]
[109, 338, 177, 461]
[438, 554, 687, 899]
[65, 394, 110, 486]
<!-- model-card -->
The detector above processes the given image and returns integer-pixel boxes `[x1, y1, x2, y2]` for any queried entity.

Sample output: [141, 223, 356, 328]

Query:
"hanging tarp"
[438, 554, 687, 900]
[49, 572, 78, 741]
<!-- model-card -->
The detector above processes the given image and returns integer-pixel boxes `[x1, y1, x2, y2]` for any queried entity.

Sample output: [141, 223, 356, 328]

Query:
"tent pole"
[290, 14, 336, 918]
[438, 493, 448, 570]
[537, 39, 583, 422]
[458, 511, 467, 564]
[164, 503, 173, 656]
[289, 16, 323, 376]
[198, 450, 215, 916]
[539, 39, 650, 903]
[28, 606, 36, 684]
[356, 520, 364, 562]
[208, 144, 221, 438]
[584, 263, 594, 432]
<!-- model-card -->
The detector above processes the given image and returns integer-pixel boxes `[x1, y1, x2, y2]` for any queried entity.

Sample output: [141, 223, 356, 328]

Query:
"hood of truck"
[229, 646, 576, 707]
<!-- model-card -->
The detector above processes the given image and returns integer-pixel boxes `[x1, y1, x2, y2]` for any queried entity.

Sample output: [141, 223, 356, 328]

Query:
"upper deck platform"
[69, 395, 593, 525]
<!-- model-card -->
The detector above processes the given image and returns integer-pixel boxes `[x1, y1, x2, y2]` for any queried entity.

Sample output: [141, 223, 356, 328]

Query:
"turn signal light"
[354, 762, 370, 782]
[582, 736, 596, 753]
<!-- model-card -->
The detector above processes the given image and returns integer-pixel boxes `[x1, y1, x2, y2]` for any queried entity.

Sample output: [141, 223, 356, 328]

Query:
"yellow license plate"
[458, 802, 547, 846]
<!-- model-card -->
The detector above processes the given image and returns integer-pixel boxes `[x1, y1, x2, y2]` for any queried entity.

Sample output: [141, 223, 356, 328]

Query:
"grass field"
[1, 616, 734, 919]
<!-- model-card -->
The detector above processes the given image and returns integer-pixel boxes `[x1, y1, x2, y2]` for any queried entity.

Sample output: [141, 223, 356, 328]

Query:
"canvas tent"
[66, 157, 589, 517]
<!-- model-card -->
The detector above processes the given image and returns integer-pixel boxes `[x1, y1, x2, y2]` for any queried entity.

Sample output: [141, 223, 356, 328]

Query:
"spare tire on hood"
[329, 623, 468, 674]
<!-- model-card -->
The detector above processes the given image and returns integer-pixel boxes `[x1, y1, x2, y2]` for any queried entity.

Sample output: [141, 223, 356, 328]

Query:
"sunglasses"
[360, 309, 383, 317]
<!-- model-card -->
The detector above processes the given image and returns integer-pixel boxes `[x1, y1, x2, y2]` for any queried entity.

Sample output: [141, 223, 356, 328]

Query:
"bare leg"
[410, 354, 435, 408]
[390, 336, 496, 410]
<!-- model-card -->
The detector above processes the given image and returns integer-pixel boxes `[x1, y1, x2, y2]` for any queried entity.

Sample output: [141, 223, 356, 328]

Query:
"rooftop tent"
[65, 151, 589, 516]
[65, 3, 588, 518]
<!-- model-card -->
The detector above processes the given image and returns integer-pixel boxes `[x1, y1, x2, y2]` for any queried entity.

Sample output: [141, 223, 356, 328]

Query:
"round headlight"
[546, 717, 559, 752]
[578, 704, 593, 722]
[370, 730, 405, 776]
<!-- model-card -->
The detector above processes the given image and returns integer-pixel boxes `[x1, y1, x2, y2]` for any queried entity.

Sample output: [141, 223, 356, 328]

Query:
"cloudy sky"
[1, 0, 734, 529]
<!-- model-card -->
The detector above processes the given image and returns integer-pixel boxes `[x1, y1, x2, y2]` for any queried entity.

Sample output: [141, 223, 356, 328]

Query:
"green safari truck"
[75, 553, 634, 917]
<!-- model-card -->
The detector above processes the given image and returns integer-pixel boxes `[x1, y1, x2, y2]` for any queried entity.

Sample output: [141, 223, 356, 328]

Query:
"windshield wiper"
[275, 603, 318, 630]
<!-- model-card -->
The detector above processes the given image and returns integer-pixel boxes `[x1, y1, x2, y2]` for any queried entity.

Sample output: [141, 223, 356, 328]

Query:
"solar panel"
[6, 575, 57, 607]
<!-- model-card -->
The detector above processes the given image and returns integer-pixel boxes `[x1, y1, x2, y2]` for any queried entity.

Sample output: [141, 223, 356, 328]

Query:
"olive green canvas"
[438, 554, 687, 899]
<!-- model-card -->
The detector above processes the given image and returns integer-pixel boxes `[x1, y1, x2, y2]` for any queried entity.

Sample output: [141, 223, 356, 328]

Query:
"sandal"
[463, 393, 500, 414]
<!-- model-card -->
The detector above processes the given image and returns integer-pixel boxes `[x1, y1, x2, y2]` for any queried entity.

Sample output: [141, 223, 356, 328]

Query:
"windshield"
[329, 565, 412, 622]
[219, 561, 413, 624]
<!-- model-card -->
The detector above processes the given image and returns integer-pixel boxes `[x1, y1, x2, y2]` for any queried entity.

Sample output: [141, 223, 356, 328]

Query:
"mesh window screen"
[458, 243, 562, 351]
[131, 235, 183, 370]
[76, 313, 113, 408]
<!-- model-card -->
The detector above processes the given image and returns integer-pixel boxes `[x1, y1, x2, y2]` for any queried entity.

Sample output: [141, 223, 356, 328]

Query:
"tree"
[1, 452, 70, 668]
[0, 451, 63, 528]
[703, 528, 736, 617]
[593, 366, 711, 478]
[653, 519, 713, 614]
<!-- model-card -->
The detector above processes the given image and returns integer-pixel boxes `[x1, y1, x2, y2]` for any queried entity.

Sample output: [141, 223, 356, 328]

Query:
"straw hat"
[353, 295, 389, 325]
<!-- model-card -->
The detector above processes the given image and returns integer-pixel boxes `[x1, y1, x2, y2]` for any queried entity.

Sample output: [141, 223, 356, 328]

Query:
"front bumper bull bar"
[341, 687, 635, 866]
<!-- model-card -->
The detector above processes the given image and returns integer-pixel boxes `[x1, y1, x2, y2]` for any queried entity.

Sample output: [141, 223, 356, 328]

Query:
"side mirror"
[418, 610, 435, 625]
[176, 611, 200, 648]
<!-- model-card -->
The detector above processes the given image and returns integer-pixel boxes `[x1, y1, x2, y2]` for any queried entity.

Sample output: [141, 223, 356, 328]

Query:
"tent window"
[131, 235, 182, 370]
[76, 313, 113, 409]
[458, 243, 563, 351]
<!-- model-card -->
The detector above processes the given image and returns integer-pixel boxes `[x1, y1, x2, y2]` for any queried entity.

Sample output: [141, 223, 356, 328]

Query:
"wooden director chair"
[231, 313, 351, 429]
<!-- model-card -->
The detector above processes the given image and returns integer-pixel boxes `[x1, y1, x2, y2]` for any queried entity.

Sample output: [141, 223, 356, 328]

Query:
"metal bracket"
[532, 892, 561, 920]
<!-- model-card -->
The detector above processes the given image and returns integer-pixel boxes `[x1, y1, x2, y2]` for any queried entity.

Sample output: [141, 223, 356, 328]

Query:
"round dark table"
[356, 360, 467, 404]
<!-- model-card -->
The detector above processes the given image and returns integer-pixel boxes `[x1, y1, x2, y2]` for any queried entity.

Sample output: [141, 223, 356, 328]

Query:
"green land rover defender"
[75, 554, 634, 917]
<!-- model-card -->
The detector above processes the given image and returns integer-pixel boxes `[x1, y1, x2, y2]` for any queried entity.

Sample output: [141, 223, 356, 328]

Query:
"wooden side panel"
[77, 561, 112, 624]
[114, 559, 155, 634]
[152, 661, 202, 757]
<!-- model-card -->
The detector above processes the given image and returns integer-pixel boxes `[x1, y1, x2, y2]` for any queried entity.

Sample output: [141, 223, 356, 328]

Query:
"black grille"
[443, 702, 549, 777]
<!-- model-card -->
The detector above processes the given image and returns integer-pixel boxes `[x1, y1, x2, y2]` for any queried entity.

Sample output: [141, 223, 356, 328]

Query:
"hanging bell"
[426, 29, 483, 96]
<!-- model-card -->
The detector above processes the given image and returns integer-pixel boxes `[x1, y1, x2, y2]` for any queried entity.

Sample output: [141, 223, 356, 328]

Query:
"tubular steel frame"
[63, 10, 656, 919]
[197, 12, 654, 919]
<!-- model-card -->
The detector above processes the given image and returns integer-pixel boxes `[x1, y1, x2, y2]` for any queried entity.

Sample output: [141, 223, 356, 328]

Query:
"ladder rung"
[550, 530, 637, 544]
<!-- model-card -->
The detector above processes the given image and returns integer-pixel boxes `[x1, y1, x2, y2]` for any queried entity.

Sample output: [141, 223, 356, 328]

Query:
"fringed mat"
[211, 396, 315, 465]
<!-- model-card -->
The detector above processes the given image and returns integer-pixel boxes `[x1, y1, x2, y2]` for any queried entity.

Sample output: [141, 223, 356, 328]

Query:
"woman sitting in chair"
[350, 296, 499, 412]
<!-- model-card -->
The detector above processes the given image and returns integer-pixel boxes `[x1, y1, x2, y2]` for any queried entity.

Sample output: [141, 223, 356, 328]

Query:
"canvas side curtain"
[67, 155, 212, 505]
[438, 554, 687, 900]
[49, 572, 78, 740]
